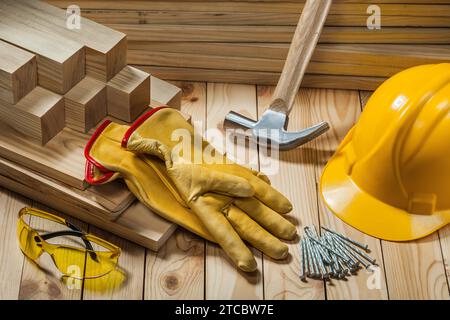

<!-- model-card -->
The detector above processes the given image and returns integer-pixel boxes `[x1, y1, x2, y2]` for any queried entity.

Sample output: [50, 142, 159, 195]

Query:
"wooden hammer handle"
[270, 0, 332, 114]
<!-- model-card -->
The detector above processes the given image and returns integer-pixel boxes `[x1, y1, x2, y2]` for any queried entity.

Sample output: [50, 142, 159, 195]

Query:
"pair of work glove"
[85, 107, 297, 271]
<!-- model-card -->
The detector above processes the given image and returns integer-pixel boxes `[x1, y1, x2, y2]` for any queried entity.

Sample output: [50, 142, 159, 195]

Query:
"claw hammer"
[224, 0, 332, 150]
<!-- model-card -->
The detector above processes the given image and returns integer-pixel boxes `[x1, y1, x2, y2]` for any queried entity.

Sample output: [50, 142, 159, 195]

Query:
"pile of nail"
[300, 226, 376, 281]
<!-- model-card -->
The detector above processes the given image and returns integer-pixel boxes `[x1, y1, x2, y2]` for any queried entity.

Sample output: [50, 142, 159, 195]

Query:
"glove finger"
[248, 174, 293, 214]
[191, 195, 257, 272]
[234, 198, 297, 240]
[226, 205, 289, 260]
[189, 165, 254, 199]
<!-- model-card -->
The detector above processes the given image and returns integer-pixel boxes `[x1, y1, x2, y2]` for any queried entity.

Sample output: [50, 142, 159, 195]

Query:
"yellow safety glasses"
[17, 207, 121, 280]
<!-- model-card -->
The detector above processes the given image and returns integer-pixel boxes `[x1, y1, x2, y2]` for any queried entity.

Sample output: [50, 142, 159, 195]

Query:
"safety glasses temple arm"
[40, 230, 95, 252]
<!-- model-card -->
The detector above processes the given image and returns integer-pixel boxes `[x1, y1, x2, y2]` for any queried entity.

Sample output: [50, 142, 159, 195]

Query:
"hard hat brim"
[320, 151, 450, 242]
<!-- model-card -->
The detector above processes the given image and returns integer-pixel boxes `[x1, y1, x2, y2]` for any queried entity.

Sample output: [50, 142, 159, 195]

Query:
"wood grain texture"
[136, 65, 386, 90]
[0, 126, 87, 189]
[107, 66, 150, 122]
[81, 10, 450, 27]
[109, 25, 450, 44]
[83, 226, 146, 300]
[145, 230, 205, 299]
[382, 234, 450, 300]
[310, 88, 388, 300]
[205, 83, 263, 300]
[0, 1, 85, 94]
[439, 226, 450, 294]
[19, 203, 86, 300]
[64, 76, 107, 133]
[0, 157, 133, 221]
[47, 1, 450, 15]
[128, 50, 434, 77]
[0, 86, 65, 145]
[257, 85, 324, 300]
[12, 0, 127, 82]
[0, 188, 31, 299]
[129, 43, 450, 65]
[151, 76, 182, 110]
[145, 81, 206, 300]
[0, 40, 36, 104]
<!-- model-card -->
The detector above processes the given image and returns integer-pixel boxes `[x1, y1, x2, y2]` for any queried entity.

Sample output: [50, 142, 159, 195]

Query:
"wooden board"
[145, 81, 205, 300]
[150, 76, 182, 109]
[0, 86, 65, 145]
[0, 2, 85, 94]
[129, 50, 412, 77]
[108, 25, 450, 44]
[128, 43, 450, 67]
[0, 156, 176, 251]
[81, 10, 450, 27]
[311, 88, 388, 299]
[0, 188, 31, 299]
[46, 1, 450, 15]
[64, 76, 107, 133]
[257, 86, 324, 300]
[10, 0, 127, 82]
[107, 66, 150, 121]
[0, 157, 133, 220]
[136, 65, 386, 90]
[0, 40, 36, 104]
[205, 83, 264, 299]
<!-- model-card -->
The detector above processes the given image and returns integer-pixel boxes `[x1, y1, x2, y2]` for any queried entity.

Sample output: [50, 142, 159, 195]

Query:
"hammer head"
[224, 109, 329, 150]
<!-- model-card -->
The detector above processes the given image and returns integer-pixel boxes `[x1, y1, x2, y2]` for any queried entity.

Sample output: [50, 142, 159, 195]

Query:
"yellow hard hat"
[320, 63, 450, 241]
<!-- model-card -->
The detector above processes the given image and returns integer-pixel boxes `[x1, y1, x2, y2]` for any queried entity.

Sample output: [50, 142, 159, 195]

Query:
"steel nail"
[311, 240, 327, 278]
[300, 238, 307, 280]
[308, 234, 350, 262]
[305, 238, 319, 278]
[330, 233, 377, 266]
[321, 227, 370, 252]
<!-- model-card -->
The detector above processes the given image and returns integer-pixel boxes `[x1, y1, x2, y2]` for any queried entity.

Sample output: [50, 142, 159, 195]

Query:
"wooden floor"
[0, 81, 449, 300]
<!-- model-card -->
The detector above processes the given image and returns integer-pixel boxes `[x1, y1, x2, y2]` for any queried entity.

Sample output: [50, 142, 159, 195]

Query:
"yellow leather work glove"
[84, 120, 215, 242]
[122, 107, 297, 272]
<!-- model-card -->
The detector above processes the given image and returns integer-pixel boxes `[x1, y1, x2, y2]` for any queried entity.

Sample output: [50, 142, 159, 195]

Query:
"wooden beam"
[0, 2, 85, 94]
[0, 126, 87, 190]
[0, 156, 176, 251]
[151, 76, 181, 109]
[128, 42, 450, 66]
[64, 76, 107, 133]
[0, 40, 36, 104]
[0, 87, 65, 145]
[81, 10, 450, 27]
[128, 50, 408, 77]
[46, 1, 450, 15]
[135, 65, 386, 91]
[107, 66, 150, 122]
[110, 25, 450, 44]
[7, 0, 127, 82]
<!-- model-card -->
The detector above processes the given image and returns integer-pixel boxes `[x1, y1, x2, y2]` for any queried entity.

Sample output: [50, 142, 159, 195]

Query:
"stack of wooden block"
[47, 0, 450, 90]
[0, 0, 182, 250]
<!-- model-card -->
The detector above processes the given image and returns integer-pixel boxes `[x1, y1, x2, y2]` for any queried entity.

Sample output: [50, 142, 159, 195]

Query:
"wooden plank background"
[46, 0, 450, 87]
[1, 80, 449, 300]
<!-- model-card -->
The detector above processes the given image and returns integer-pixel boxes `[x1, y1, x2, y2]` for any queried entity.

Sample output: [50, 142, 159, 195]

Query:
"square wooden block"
[64, 77, 107, 133]
[107, 66, 150, 122]
[0, 86, 65, 145]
